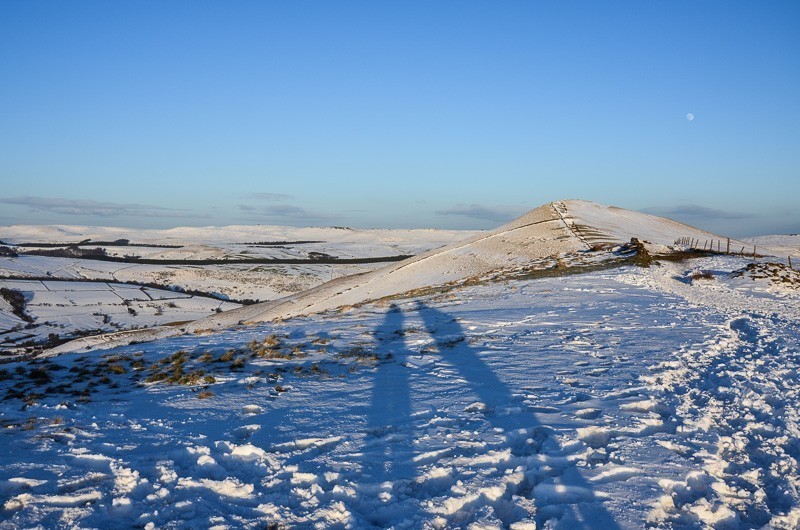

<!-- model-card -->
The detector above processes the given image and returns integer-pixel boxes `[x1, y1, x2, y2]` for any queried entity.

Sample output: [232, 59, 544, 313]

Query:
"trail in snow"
[645, 315, 800, 528]
[608, 256, 800, 528]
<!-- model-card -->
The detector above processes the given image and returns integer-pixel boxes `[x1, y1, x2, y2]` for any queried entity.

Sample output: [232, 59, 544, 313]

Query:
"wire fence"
[673, 236, 795, 269]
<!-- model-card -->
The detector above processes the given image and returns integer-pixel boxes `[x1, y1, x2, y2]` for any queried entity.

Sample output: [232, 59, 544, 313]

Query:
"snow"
[743, 234, 800, 260]
[1, 224, 474, 351]
[0, 224, 475, 303]
[2, 200, 800, 528]
[46, 200, 761, 354]
[0, 279, 238, 351]
[1, 250, 799, 528]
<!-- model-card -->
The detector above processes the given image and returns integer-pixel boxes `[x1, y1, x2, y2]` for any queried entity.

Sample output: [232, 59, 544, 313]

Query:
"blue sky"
[1, 1, 798, 235]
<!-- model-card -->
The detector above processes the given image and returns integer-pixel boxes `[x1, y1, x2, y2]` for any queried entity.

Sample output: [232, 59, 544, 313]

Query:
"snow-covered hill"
[0, 223, 473, 261]
[51, 200, 749, 354]
[743, 234, 800, 260]
[191, 200, 752, 326]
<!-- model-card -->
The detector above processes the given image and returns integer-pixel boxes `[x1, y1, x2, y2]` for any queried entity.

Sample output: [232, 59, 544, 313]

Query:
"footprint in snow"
[232, 424, 261, 440]
[559, 377, 589, 388]
[574, 408, 602, 420]
[240, 404, 262, 416]
[526, 404, 561, 414]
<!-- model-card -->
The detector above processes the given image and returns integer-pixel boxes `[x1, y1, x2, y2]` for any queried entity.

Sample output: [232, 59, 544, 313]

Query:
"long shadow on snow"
[361, 301, 621, 529]
[358, 304, 417, 524]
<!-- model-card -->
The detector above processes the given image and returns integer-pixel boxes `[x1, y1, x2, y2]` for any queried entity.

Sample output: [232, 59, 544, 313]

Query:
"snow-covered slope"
[50, 200, 748, 354]
[743, 234, 800, 260]
[189, 200, 744, 327]
[2, 254, 798, 529]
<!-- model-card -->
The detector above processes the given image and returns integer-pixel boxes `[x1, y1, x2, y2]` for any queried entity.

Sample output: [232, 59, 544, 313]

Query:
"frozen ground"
[1, 254, 798, 529]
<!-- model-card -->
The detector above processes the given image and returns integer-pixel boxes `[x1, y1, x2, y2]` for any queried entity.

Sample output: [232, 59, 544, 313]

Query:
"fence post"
[789, 256, 793, 270]
[726, 238, 730, 255]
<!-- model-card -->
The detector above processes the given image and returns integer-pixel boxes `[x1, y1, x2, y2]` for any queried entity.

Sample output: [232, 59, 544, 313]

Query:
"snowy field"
[0, 254, 381, 305]
[0, 224, 475, 303]
[0, 225, 472, 352]
[1, 255, 799, 529]
[0, 279, 240, 351]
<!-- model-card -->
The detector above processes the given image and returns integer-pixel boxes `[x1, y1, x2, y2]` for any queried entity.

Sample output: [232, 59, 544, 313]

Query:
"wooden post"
[789, 256, 793, 269]
[717, 240, 721, 252]
[726, 238, 730, 255]
[740, 246, 744, 256]
[753, 245, 756, 260]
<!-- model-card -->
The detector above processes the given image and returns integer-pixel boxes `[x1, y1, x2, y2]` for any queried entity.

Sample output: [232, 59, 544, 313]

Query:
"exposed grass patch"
[27, 367, 51, 383]
[731, 262, 800, 289]
[106, 364, 127, 374]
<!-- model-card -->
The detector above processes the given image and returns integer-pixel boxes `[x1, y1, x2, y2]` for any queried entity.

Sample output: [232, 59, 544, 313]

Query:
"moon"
[686, 113, 695, 121]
